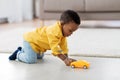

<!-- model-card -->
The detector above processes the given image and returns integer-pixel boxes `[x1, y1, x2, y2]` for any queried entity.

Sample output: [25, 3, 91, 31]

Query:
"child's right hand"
[64, 57, 76, 66]
[57, 54, 76, 66]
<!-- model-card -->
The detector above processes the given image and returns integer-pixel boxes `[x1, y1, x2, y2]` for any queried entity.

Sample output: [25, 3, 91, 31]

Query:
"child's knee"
[26, 57, 37, 64]
[26, 59, 37, 64]
[18, 56, 37, 64]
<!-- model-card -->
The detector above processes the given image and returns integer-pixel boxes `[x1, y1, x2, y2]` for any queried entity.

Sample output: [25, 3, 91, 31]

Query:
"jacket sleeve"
[59, 37, 68, 55]
[46, 31, 62, 56]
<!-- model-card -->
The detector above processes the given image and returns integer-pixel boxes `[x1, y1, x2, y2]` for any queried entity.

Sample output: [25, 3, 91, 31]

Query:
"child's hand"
[57, 54, 76, 66]
[64, 58, 76, 66]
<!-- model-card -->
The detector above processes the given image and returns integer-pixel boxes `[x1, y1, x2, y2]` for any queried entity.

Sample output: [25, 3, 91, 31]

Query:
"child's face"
[62, 22, 79, 37]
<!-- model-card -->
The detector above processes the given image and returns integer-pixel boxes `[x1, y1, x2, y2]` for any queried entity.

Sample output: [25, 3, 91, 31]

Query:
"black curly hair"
[60, 10, 80, 25]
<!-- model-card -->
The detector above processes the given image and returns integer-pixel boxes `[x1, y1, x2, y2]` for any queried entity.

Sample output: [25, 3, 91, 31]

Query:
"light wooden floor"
[1, 53, 120, 80]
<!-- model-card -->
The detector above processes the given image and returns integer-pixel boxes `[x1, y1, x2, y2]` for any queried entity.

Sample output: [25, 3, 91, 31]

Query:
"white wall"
[0, 0, 10, 18]
[0, 0, 33, 23]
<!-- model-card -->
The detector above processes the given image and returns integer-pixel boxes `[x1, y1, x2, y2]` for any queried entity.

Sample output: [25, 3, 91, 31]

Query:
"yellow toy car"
[70, 60, 90, 69]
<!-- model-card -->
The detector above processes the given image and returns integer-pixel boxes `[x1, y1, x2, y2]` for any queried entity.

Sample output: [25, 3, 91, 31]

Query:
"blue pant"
[17, 41, 44, 64]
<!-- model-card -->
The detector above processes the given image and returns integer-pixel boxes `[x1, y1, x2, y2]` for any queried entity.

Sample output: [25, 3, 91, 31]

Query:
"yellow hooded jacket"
[23, 21, 68, 56]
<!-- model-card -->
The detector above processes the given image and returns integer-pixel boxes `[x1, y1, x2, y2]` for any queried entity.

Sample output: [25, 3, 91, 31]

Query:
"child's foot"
[9, 47, 22, 60]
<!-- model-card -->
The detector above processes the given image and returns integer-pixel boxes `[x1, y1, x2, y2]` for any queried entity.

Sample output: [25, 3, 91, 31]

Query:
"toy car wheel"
[71, 65, 75, 68]
[83, 65, 87, 69]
